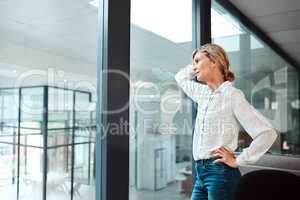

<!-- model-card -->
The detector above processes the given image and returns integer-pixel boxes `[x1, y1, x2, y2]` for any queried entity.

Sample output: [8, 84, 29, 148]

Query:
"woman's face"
[193, 52, 215, 82]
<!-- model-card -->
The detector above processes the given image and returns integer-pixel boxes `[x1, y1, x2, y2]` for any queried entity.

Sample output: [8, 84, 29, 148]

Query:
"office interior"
[0, 0, 299, 200]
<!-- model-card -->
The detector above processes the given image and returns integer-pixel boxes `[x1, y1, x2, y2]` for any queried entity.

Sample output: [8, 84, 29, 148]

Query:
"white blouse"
[175, 64, 278, 166]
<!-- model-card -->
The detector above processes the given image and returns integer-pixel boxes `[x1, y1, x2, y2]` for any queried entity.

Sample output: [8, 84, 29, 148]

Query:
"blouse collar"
[208, 80, 232, 94]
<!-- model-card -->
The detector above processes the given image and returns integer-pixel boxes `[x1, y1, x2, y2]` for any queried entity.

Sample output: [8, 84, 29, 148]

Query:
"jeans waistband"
[195, 156, 221, 165]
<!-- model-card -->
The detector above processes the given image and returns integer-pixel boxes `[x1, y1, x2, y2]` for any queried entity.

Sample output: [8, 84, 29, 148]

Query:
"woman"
[175, 43, 277, 200]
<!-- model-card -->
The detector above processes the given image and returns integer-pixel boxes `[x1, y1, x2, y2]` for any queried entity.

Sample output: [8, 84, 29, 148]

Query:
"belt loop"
[203, 159, 207, 169]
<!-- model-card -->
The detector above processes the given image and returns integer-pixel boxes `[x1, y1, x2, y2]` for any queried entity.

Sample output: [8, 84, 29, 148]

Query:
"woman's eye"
[194, 59, 199, 63]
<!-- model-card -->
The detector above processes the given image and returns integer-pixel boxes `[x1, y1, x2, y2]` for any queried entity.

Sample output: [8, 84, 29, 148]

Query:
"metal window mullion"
[70, 91, 76, 200]
[16, 88, 22, 200]
[88, 92, 92, 185]
[96, 0, 131, 199]
[191, 0, 212, 187]
[96, 0, 109, 200]
[42, 86, 49, 200]
[200, 0, 211, 45]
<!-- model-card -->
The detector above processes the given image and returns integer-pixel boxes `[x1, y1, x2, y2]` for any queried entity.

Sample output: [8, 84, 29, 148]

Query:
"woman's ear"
[209, 61, 217, 69]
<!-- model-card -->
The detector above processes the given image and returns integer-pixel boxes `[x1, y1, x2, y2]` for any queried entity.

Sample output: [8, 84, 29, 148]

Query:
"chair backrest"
[233, 169, 300, 200]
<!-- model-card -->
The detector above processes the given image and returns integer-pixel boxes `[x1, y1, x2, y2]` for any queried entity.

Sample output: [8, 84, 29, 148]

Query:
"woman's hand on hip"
[212, 147, 239, 168]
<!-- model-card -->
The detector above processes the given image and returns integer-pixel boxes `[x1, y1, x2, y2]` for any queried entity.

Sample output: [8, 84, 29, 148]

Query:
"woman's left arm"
[231, 89, 278, 166]
[213, 89, 278, 167]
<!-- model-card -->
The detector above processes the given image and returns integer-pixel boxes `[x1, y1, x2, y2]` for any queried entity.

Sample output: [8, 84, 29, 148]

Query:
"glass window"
[212, 0, 300, 156]
[130, 0, 194, 199]
[0, 89, 19, 127]
[0, 1, 97, 199]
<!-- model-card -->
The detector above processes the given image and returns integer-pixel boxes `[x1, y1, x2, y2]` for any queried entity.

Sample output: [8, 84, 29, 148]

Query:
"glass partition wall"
[0, 86, 95, 200]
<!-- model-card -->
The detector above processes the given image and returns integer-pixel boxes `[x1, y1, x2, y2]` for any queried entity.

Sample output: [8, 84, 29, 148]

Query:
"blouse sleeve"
[231, 89, 278, 166]
[174, 64, 207, 102]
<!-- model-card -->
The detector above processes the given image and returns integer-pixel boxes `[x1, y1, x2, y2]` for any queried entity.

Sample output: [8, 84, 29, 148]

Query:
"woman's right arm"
[175, 64, 207, 102]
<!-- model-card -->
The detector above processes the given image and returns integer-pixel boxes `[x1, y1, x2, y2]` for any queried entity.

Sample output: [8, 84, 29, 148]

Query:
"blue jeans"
[191, 158, 241, 200]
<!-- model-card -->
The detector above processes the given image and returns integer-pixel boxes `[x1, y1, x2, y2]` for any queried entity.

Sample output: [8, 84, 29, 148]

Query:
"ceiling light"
[89, 0, 99, 8]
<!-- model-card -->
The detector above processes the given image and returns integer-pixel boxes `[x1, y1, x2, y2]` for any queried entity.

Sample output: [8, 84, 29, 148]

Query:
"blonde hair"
[192, 43, 235, 82]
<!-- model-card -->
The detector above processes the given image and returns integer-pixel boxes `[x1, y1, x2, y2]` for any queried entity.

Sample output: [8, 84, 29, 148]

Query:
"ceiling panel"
[253, 10, 300, 32]
[0, 0, 98, 79]
[229, 0, 300, 18]
[0, 0, 92, 23]
[281, 43, 300, 54]
[30, 12, 98, 38]
[268, 29, 300, 44]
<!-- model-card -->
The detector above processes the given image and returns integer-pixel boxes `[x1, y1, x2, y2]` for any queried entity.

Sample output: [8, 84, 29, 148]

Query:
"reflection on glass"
[0, 89, 19, 128]
[212, 0, 300, 156]
[21, 88, 44, 129]
[130, 0, 194, 199]
[48, 88, 73, 130]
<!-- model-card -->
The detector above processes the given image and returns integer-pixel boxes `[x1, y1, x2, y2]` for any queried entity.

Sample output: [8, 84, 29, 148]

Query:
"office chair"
[233, 169, 300, 200]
